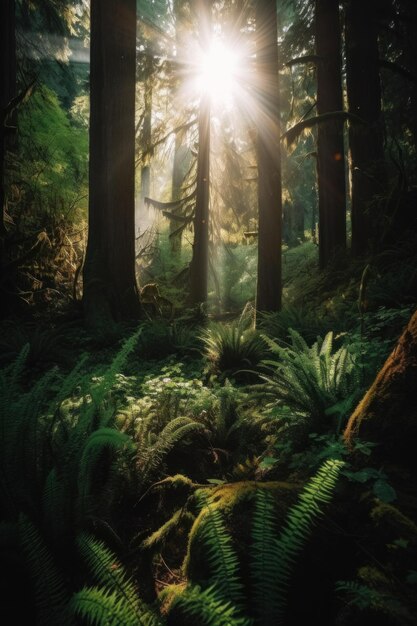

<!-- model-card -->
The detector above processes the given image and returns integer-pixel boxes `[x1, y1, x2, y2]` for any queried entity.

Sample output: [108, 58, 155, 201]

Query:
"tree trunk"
[315, 0, 346, 269]
[189, 93, 210, 305]
[170, 128, 187, 257]
[0, 0, 16, 318]
[344, 309, 417, 471]
[345, 0, 386, 257]
[189, 0, 211, 306]
[140, 53, 153, 211]
[0, 0, 16, 230]
[255, 0, 282, 314]
[83, 0, 140, 328]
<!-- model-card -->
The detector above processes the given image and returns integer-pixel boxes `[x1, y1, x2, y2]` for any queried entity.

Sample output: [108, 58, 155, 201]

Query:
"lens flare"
[195, 41, 239, 106]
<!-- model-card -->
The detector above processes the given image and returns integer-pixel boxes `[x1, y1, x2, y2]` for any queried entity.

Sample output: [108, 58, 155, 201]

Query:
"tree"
[0, 0, 16, 226]
[315, 0, 346, 268]
[345, 0, 386, 256]
[83, 0, 140, 328]
[255, 0, 282, 314]
[139, 52, 154, 212]
[188, 0, 211, 306]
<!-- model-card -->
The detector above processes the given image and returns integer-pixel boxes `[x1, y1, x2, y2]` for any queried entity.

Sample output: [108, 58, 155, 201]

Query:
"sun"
[195, 40, 239, 106]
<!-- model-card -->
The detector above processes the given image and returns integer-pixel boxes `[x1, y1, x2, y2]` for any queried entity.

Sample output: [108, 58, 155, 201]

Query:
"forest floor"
[1, 240, 417, 625]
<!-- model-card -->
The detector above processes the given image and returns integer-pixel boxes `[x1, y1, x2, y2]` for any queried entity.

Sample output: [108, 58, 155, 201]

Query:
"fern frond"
[140, 417, 203, 487]
[273, 459, 344, 617]
[190, 492, 244, 607]
[70, 587, 141, 626]
[19, 514, 70, 625]
[85, 330, 141, 424]
[78, 427, 134, 513]
[251, 489, 281, 624]
[77, 533, 136, 604]
[169, 584, 250, 626]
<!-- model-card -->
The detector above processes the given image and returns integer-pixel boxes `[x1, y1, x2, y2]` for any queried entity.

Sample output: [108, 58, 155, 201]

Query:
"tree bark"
[315, 0, 346, 269]
[83, 0, 140, 328]
[344, 309, 417, 471]
[189, 93, 210, 305]
[189, 0, 211, 306]
[345, 0, 386, 257]
[1, 0, 16, 230]
[0, 0, 16, 318]
[140, 53, 153, 211]
[255, 0, 282, 315]
[170, 128, 188, 257]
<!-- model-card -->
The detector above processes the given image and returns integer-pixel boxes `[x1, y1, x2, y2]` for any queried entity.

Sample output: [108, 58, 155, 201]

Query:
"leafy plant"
[71, 534, 163, 626]
[260, 330, 361, 431]
[174, 459, 344, 624]
[201, 319, 266, 381]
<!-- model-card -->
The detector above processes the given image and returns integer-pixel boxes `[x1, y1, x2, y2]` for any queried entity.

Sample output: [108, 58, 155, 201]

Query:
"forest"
[1, 0, 417, 624]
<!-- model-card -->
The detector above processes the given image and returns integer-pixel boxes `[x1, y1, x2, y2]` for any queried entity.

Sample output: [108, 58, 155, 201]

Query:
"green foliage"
[0, 330, 140, 531]
[260, 330, 360, 430]
[269, 459, 344, 618]
[201, 319, 266, 380]
[191, 491, 244, 606]
[168, 585, 251, 626]
[343, 467, 397, 503]
[259, 305, 337, 345]
[182, 459, 343, 624]
[17, 83, 88, 216]
[136, 416, 204, 489]
[73, 534, 163, 626]
[251, 489, 280, 624]
[18, 514, 70, 626]
[136, 320, 201, 359]
[70, 588, 141, 626]
[0, 320, 73, 367]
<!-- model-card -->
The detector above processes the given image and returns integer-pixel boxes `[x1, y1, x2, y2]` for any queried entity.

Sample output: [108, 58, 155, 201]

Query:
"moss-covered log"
[344, 308, 417, 468]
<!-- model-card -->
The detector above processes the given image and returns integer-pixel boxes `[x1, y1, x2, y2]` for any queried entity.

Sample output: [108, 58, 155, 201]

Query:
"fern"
[70, 587, 143, 626]
[86, 330, 142, 421]
[19, 514, 70, 625]
[169, 584, 251, 626]
[271, 459, 344, 619]
[251, 489, 281, 624]
[201, 320, 266, 379]
[78, 427, 134, 515]
[139, 416, 203, 488]
[190, 491, 244, 607]
[77, 534, 162, 625]
[260, 330, 360, 428]
[77, 534, 138, 606]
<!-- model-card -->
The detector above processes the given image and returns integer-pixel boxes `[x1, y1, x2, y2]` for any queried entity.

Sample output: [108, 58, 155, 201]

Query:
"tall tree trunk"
[140, 53, 153, 211]
[0, 0, 16, 318]
[170, 128, 187, 257]
[189, 0, 211, 306]
[0, 0, 16, 231]
[402, 0, 417, 159]
[83, 0, 140, 328]
[315, 0, 346, 269]
[345, 0, 386, 257]
[255, 0, 282, 314]
[189, 93, 210, 305]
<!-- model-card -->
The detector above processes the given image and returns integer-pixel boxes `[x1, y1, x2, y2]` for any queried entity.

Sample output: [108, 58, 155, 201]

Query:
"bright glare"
[196, 41, 239, 105]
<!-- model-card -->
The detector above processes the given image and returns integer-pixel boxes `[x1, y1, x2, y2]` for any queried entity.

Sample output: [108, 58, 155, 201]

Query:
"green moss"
[371, 501, 417, 537]
[141, 509, 195, 552]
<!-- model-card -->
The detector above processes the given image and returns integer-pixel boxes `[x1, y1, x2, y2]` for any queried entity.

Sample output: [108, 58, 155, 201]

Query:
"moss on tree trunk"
[344, 309, 417, 469]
